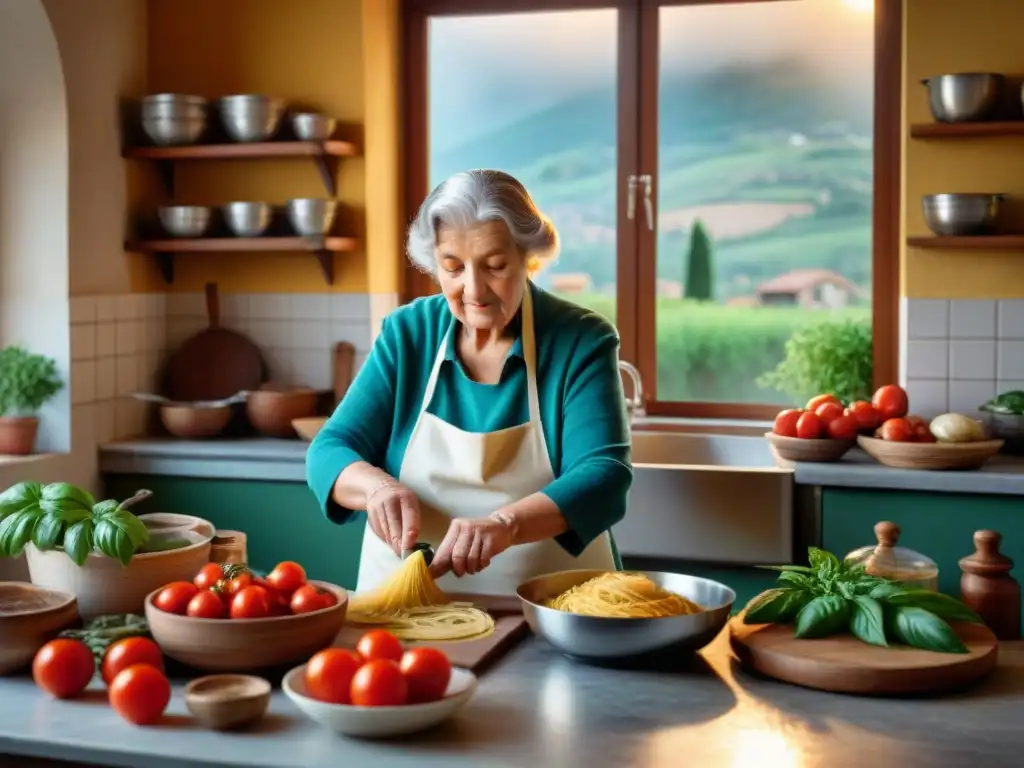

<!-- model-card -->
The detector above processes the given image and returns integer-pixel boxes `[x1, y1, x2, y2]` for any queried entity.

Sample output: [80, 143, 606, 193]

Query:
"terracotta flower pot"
[0, 416, 39, 455]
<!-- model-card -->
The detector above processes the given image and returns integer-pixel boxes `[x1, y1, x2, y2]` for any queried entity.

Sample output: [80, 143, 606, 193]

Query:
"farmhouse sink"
[612, 432, 794, 565]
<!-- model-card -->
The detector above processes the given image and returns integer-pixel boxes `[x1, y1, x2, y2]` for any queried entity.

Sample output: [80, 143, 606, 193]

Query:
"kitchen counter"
[100, 438, 308, 482]
[0, 632, 1021, 768]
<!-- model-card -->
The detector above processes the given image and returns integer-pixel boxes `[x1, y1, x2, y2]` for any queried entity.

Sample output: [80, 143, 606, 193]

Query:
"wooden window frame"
[400, 0, 901, 423]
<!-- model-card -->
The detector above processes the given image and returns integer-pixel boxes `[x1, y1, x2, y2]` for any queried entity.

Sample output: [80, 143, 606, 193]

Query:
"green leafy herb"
[59, 614, 150, 667]
[980, 390, 1024, 416]
[0, 345, 63, 417]
[742, 546, 984, 655]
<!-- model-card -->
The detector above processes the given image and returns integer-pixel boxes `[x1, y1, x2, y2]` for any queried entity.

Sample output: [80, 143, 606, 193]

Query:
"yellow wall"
[145, 0, 370, 293]
[903, 0, 1024, 299]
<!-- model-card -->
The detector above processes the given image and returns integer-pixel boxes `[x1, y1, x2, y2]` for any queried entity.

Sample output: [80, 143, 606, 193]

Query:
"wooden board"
[729, 617, 999, 695]
[333, 594, 529, 675]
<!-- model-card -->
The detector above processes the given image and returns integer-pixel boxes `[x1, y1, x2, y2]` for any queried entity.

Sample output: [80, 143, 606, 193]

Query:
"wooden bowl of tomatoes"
[764, 432, 855, 463]
[857, 435, 1004, 471]
[144, 561, 348, 672]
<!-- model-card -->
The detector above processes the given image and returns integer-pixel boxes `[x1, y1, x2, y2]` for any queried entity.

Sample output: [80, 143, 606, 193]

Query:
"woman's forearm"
[491, 492, 569, 546]
[331, 461, 396, 509]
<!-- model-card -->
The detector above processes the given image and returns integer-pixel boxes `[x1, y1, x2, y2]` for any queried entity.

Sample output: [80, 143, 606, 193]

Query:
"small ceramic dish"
[185, 674, 271, 730]
[282, 664, 477, 739]
[764, 432, 855, 463]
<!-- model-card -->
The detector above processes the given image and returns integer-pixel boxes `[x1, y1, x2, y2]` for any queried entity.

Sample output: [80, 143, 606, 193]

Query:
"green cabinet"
[821, 488, 1024, 607]
[104, 475, 365, 589]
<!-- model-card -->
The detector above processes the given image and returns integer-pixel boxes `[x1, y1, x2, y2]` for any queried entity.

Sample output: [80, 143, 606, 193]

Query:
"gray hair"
[406, 169, 560, 275]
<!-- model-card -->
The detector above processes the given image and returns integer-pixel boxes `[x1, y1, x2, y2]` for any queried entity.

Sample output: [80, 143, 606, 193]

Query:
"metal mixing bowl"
[292, 113, 338, 141]
[158, 205, 212, 238]
[219, 95, 285, 142]
[921, 73, 1003, 123]
[222, 201, 272, 237]
[921, 193, 1003, 236]
[141, 93, 208, 146]
[517, 569, 736, 660]
[287, 198, 338, 237]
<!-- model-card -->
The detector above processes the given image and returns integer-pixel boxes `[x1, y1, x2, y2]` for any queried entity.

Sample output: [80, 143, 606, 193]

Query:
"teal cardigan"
[305, 281, 633, 561]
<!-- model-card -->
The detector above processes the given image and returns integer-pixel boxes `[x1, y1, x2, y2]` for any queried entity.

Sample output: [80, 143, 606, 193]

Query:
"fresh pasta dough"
[544, 572, 703, 618]
[347, 551, 495, 641]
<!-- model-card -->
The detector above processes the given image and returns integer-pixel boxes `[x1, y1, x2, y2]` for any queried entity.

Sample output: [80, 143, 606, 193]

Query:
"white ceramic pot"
[25, 515, 214, 621]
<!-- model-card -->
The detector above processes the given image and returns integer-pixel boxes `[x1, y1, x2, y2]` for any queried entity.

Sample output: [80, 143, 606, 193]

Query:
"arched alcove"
[0, 0, 70, 452]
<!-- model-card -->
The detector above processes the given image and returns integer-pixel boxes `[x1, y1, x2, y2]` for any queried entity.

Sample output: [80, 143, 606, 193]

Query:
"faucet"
[617, 360, 646, 420]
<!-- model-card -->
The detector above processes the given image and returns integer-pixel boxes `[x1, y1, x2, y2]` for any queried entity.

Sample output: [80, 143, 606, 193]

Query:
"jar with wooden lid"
[844, 521, 938, 590]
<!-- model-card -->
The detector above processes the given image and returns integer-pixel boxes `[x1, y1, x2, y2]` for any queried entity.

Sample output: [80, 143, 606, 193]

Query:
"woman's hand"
[430, 514, 514, 579]
[365, 478, 422, 557]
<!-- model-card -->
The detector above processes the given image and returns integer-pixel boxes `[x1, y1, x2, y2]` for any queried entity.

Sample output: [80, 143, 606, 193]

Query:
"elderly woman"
[306, 169, 633, 596]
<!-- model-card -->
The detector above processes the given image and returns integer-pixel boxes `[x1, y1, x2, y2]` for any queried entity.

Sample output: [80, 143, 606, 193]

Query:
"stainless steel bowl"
[141, 93, 208, 146]
[921, 193, 1002, 236]
[292, 113, 338, 141]
[219, 95, 285, 142]
[287, 198, 338, 237]
[158, 205, 212, 238]
[982, 411, 1024, 455]
[921, 73, 1003, 123]
[222, 201, 272, 237]
[517, 569, 735, 660]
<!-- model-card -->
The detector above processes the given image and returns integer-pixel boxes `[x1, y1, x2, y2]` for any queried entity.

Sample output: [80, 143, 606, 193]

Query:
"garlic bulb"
[929, 413, 986, 443]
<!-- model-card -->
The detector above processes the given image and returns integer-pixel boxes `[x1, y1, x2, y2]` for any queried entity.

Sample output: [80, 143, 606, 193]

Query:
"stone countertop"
[99, 438, 308, 482]
[783, 448, 1024, 496]
[0, 631, 1021, 768]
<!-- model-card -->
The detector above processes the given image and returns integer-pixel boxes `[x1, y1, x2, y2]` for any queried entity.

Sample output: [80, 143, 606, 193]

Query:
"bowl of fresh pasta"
[516, 569, 735, 661]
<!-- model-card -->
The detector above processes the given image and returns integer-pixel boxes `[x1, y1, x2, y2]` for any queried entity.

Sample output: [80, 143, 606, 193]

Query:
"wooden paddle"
[163, 283, 266, 402]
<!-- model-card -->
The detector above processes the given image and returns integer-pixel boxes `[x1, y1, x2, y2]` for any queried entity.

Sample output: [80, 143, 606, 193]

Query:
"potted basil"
[0, 481, 215, 620]
[0, 345, 63, 455]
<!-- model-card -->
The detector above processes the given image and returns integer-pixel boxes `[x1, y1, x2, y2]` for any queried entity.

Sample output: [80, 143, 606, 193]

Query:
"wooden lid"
[960, 529, 1015, 576]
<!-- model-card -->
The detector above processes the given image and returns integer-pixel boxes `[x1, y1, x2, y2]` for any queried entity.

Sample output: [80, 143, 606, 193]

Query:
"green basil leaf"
[777, 571, 816, 591]
[808, 547, 840, 575]
[837, 581, 855, 599]
[0, 509, 42, 557]
[63, 519, 95, 566]
[91, 519, 112, 561]
[31, 515, 64, 551]
[0, 481, 43, 523]
[756, 564, 814, 574]
[888, 606, 968, 654]
[850, 596, 888, 647]
[794, 595, 850, 639]
[92, 518, 134, 567]
[41, 483, 94, 524]
[885, 590, 982, 624]
[91, 499, 121, 518]
[743, 588, 791, 624]
[115, 510, 149, 549]
[868, 582, 908, 601]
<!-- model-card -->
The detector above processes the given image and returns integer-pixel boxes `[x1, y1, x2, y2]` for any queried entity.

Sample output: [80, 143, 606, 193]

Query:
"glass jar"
[844, 521, 939, 591]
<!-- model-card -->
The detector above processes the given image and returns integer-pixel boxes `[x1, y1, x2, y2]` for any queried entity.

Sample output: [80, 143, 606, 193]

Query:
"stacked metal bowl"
[219, 95, 285, 142]
[142, 94, 207, 146]
[287, 199, 338, 237]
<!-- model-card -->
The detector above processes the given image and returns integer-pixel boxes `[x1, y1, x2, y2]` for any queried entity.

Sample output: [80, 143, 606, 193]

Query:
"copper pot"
[245, 388, 318, 438]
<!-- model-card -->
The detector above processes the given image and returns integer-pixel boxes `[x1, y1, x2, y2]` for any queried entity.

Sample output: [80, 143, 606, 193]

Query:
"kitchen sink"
[612, 432, 795, 565]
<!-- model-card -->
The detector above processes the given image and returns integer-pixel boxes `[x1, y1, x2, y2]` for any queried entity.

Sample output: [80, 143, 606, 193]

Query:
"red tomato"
[827, 413, 859, 441]
[806, 394, 840, 411]
[266, 587, 291, 616]
[266, 561, 307, 596]
[913, 422, 936, 442]
[109, 664, 171, 725]
[872, 385, 909, 422]
[772, 409, 802, 438]
[193, 563, 223, 591]
[223, 572, 254, 598]
[880, 417, 914, 442]
[846, 401, 880, 433]
[305, 649, 363, 704]
[289, 585, 334, 615]
[356, 630, 404, 663]
[101, 637, 164, 686]
[32, 639, 94, 699]
[350, 659, 408, 707]
[186, 589, 227, 619]
[153, 581, 198, 615]
[795, 411, 823, 439]
[399, 648, 452, 704]
[906, 414, 927, 428]
[230, 585, 272, 619]
[814, 401, 845, 427]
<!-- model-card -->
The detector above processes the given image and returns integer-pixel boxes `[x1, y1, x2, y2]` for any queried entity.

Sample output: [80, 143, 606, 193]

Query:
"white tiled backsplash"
[902, 298, 1024, 418]
[69, 292, 381, 442]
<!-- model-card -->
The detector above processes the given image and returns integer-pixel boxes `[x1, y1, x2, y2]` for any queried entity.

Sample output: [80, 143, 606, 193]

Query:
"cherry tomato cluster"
[33, 636, 170, 726]
[305, 630, 452, 707]
[772, 385, 929, 443]
[154, 561, 338, 620]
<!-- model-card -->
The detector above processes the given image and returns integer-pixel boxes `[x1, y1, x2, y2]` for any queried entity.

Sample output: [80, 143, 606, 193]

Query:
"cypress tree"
[683, 219, 714, 301]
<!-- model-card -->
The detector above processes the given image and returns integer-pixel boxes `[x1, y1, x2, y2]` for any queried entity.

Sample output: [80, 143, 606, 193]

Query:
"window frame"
[400, 0, 901, 422]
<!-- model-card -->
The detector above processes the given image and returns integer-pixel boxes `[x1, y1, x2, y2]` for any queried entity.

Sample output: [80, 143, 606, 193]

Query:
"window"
[402, 0, 899, 421]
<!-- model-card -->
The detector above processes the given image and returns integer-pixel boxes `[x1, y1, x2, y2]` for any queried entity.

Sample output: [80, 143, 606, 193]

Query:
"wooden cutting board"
[333, 594, 529, 674]
[729, 616, 999, 695]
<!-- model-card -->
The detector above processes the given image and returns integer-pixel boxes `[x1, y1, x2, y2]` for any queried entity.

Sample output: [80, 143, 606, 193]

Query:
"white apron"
[355, 287, 616, 596]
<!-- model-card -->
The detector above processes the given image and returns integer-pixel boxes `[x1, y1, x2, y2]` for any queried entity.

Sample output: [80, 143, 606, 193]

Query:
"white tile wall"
[902, 298, 1024, 418]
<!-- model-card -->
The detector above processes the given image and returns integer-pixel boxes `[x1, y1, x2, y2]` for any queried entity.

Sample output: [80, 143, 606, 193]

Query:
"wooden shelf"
[122, 140, 358, 195]
[125, 236, 358, 285]
[906, 235, 1024, 250]
[910, 122, 1024, 139]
